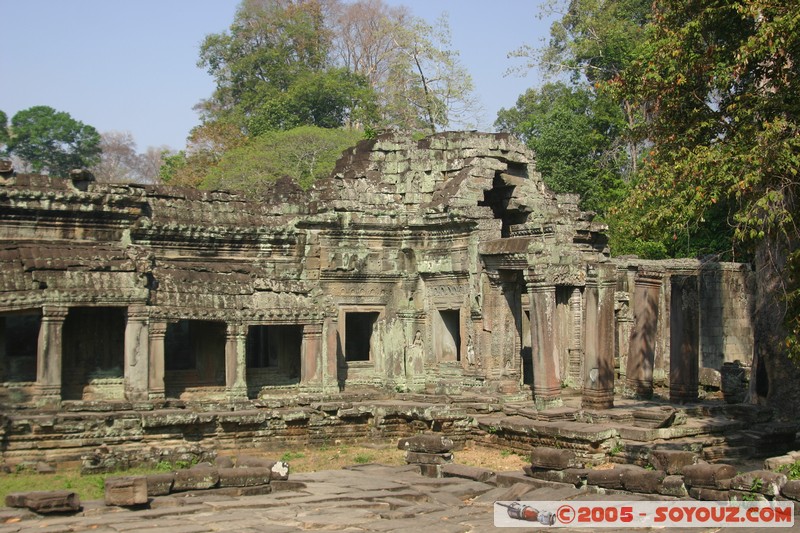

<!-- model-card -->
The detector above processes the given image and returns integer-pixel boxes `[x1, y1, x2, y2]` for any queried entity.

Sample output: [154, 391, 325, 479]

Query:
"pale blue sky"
[1, 0, 556, 151]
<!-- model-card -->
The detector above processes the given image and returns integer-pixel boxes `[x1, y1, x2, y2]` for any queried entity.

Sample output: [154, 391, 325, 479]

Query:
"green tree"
[612, 0, 800, 404]
[0, 110, 9, 152]
[7, 106, 101, 176]
[197, 0, 374, 133]
[202, 125, 362, 193]
[496, 82, 627, 215]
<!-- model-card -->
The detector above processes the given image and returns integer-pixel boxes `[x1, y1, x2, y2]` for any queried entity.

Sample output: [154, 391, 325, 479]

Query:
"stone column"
[527, 271, 562, 409]
[324, 315, 340, 391]
[624, 269, 664, 399]
[0, 316, 6, 382]
[670, 275, 700, 403]
[582, 264, 616, 409]
[148, 321, 166, 400]
[301, 323, 323, 386]
[36, 306, 68, 405]
[225, 322, 248, 400]
[124, 305, 150, 402]
[567, 287, 583, 386]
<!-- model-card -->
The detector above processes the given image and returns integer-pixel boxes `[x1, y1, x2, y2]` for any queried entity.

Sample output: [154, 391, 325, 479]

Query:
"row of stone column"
[31, 305, 325, 405]
[527, 265, 701, 411]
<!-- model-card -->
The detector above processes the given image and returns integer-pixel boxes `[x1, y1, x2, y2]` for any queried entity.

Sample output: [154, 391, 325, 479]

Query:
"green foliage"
[203, 126, 363, 193]
[353, 453, 373, 464]
[496, 82, 628, 215]
[280, 451, 306, 462]
[779, 461, 800, 480]
[198, 0, 375, 134]
[7, 106, 101, 176]
[0, 110, 8, 151]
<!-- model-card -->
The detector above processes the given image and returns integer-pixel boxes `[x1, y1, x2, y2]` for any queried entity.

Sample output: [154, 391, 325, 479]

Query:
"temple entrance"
[61, 307, 125, 400]
[246, 324, 302, 392]
[434, 309, 462, 362]
[0, 310, 40, 383]
[164, 319, 226, 398]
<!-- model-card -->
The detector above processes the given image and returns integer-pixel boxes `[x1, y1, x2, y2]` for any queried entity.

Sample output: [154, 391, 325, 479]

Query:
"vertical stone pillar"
[567, 287, 583, 386]
[36, 306, 68, 405]
[124, 305, 150, 402]
[527, 271, 562, 409]
[301, 323, 323, 386]
[670, 275, 699, 403]
[324, 315, 340, 391]
[582, 264, 616, 409]
[625, 269, 664, 399]
[0, 316, 6, 382]
[148, 321, 166, 400]
[225, 322, 248, 400]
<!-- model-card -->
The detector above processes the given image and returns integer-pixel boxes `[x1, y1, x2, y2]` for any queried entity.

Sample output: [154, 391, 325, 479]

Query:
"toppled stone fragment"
[397, 434, 454, 453]
[730, 470, 788, 496]
[105, 476, 148, 506]
[530, 447, 582, 470]
[5, 491, 81, 514]
[172, 467, 220, 491]
[218, 467, 273, 488]
[146, 473, 175, 496]
[649, 449, 699, 475]
[682, 462, 737, 489]
[658, 475, 688, 497]
[441, 464, 494, 483]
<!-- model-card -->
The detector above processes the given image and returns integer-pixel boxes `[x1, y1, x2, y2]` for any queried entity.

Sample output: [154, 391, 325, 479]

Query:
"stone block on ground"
[632, 406, 677, 428]
[649, 449, 699, 474]
[269, 460, 290, 480]
[441, 464, 494, 483]
[405, 451, 453, 465]
[523, 466, 590, 487]
[172, 467, 220, 491]
[781, 480, 800, 500]
[530, 447, 582, 470]
[682, 463, 737, 489]
[146, 473, 175, 496]
[397, 434, 454, 454]
[689, 487, 730, 501]
[5, 491, 81, 514]
[35, 462, 56, 474]
[764, 455, 797, 472]
[218, 467, 273, 488]
[419, 464, 443, 478]
[699, 367, 722, 389]
[234, 455, 272, 468]
[730, 470, 788, 496]
[622, 469, 666, 494]
[215, 456, 235, 469]
[105, 476, 148, 506]
[658, 475, 688, 497]
[586, 468, 626, 490]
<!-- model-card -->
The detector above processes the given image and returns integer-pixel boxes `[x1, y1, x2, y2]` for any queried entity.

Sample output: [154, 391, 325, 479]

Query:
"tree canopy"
[6, 106, 101, 177]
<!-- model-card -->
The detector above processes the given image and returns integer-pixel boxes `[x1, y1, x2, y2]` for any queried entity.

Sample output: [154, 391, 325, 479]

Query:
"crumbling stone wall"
[0, 132, 755, 413]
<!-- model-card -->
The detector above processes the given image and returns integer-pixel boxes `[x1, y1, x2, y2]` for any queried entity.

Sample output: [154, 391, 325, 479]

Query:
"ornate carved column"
[670, 275, 700, 403]
[225, 322, 248, 400]
[301, 322, 323, 386]
[36, 306, 68, 405]
[148, 321, 166, 400]
[527, 271, 562, 409]
[625, 269, 664, 399]
[568, 287, 583, 386]
[582, 264, 616, 409]
[124, 305, 150, 401]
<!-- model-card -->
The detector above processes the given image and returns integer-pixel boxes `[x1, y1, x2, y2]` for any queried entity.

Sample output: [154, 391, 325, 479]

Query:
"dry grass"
[0, 442, 529, 504]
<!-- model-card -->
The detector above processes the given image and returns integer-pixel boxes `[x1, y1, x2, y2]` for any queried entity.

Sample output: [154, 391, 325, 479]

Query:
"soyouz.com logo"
[493, 501, 794, 528]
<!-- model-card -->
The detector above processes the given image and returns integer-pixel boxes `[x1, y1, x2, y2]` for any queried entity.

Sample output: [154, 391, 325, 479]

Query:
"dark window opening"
[165, 320, 194, 371]
[345, 312, 379, 362]
[62, 307, 126, 400]
[246, 325, 302, 378]
[2, 312, 41, 382]
[438, 310, 461, 362]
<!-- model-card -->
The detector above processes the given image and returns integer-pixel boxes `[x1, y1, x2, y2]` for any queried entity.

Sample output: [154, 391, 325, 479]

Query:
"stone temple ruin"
[0, 132, 784, 472]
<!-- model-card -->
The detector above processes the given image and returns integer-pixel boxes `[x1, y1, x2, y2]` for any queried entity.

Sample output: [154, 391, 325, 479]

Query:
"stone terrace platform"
[1, 389, 796, 471]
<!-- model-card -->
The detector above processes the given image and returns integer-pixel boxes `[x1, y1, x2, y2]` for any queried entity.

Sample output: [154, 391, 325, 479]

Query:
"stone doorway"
[434, 309, 462, 362]
[246, 325, 302, 392]
[0, 311, 40, 384]
[61, 307, 125, 401]
[164, 319, 226, 398]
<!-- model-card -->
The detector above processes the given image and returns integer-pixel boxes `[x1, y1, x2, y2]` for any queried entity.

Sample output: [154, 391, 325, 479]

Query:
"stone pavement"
[1, 463, 798, 532]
